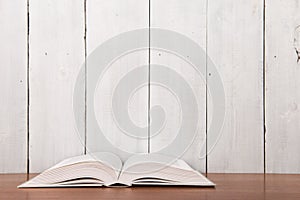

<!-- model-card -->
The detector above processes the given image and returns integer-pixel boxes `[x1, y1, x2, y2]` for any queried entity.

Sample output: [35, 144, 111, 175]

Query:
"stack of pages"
[19, 152, 215, 187]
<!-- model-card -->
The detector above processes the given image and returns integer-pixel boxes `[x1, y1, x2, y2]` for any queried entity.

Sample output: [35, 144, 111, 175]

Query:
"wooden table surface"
[1, 173, 300, 200]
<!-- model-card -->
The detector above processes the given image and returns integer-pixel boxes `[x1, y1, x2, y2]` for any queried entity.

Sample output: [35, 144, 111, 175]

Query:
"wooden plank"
[265, 0, 300, 173]
[0, 0, 27, 173]
[29, 0, 85, 172]
[207, 0, 264, 172]
[86, 0, 149, 159]
[150, 0, 207, 172]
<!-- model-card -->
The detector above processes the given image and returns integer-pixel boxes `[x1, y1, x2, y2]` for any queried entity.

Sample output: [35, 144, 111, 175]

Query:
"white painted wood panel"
[1, 0, 300, 174]
[207, 0, 264, 172]
[29, 0, 85, 172]
[87, 0, 149, 159]
[265, 0, 300, 173]
[0, 0, 27, 173]
[150, 0, 207, 172]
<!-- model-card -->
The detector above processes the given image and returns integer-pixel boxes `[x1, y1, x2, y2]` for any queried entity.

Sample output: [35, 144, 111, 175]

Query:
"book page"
[18, 152, 123, 188]
[119, 153, 215, 186]
[50, 152, 122, 173]
[122, 153, 193, 173]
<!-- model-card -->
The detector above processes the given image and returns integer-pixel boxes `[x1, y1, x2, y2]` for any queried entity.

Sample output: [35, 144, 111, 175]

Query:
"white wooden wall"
[207, 0, 264, 173]
[150, 0, 207, 172]
[86, 0, 149, 159]
[0, 0, 27, 173]
[265, 0, 300, 173]
[0, 0, 299, 174]
[28, 0, 85, 173]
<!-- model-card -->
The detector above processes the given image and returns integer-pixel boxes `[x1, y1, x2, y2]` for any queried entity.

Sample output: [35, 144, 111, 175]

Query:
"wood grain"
[0, 0, 27, 173]
[1, 174, 299, 200]
[265, 0, 300, 173]
[29, 0, 85, 172]
[207, 0, 264, 172]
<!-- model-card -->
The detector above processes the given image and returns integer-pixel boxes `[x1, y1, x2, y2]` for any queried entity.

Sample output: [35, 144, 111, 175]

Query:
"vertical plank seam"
[84, 0, 87, 155]
[26, 0, 30, 175]
[263, 0, 266, 174]
[147, 0, 151, 153]
[205, 0, 209, 175]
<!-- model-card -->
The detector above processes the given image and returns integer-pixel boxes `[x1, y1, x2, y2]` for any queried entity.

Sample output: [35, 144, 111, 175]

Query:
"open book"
[19, 152, 215, 187]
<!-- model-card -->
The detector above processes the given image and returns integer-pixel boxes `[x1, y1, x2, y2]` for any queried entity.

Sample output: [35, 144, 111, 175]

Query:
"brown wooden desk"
[1, 174, 300, 200]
